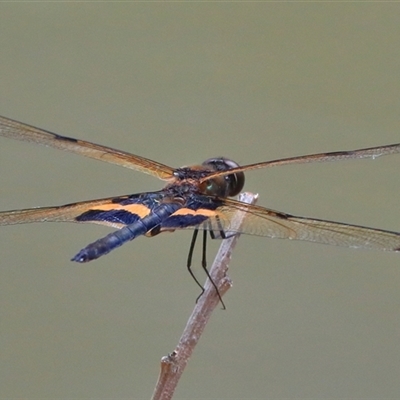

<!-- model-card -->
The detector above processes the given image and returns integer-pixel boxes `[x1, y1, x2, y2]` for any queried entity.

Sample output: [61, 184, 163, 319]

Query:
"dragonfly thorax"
[171, 157, 245, 198]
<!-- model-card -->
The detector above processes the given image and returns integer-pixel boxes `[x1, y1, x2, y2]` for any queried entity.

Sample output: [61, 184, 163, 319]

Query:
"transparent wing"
[0, 115, 175, 180]
[204, 142, 400, 181]
[0, 195, 152, 229]
[164, 198, 400, 252]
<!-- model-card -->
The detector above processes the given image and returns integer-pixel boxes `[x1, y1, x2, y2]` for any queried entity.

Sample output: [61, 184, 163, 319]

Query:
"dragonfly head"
[200, 157, 245, 197]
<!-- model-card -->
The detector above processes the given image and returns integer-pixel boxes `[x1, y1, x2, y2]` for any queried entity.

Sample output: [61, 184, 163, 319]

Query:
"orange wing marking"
[91, 203, 151, 218]
[170, 208, 218, 217]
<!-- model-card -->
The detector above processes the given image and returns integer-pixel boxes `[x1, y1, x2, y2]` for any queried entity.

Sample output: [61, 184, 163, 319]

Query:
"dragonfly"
[1, 115, 400, 281]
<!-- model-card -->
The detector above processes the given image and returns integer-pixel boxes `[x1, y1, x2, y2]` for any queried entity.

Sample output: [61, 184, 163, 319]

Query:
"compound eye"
[227, 170, 245, 197]
[202, 157, 245, 197]
[203, 179, 220, 195]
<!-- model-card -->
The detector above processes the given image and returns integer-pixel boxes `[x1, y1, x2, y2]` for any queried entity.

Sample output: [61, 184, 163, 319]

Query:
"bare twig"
[151, 192, 258, 400]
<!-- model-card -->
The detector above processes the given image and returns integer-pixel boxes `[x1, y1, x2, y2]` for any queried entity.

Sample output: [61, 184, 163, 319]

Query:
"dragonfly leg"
[200, 230, 226, 309]
[187, 229, 225, 308]
[187, 229, 205, 293]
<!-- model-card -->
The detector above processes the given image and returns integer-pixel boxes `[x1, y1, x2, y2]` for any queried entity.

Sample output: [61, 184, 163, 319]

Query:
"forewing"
[163, 197, 400, 252]
[0, 115, 175, 180]
[203, 142, 400, 181]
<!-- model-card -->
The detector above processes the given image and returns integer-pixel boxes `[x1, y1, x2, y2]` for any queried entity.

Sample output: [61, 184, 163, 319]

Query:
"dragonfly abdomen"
[72, 202, 182, 262]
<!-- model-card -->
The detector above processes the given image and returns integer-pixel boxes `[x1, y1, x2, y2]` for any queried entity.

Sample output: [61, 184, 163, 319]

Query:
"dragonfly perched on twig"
[1, 115, 399, 292]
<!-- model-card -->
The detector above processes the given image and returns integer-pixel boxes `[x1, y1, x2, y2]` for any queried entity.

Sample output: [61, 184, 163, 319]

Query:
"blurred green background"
[1, 4, 400, 399]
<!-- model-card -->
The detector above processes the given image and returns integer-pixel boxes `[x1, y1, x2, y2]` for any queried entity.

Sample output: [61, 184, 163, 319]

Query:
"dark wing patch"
[76, 203, 152, 228]
[76, 209, 144, 228]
